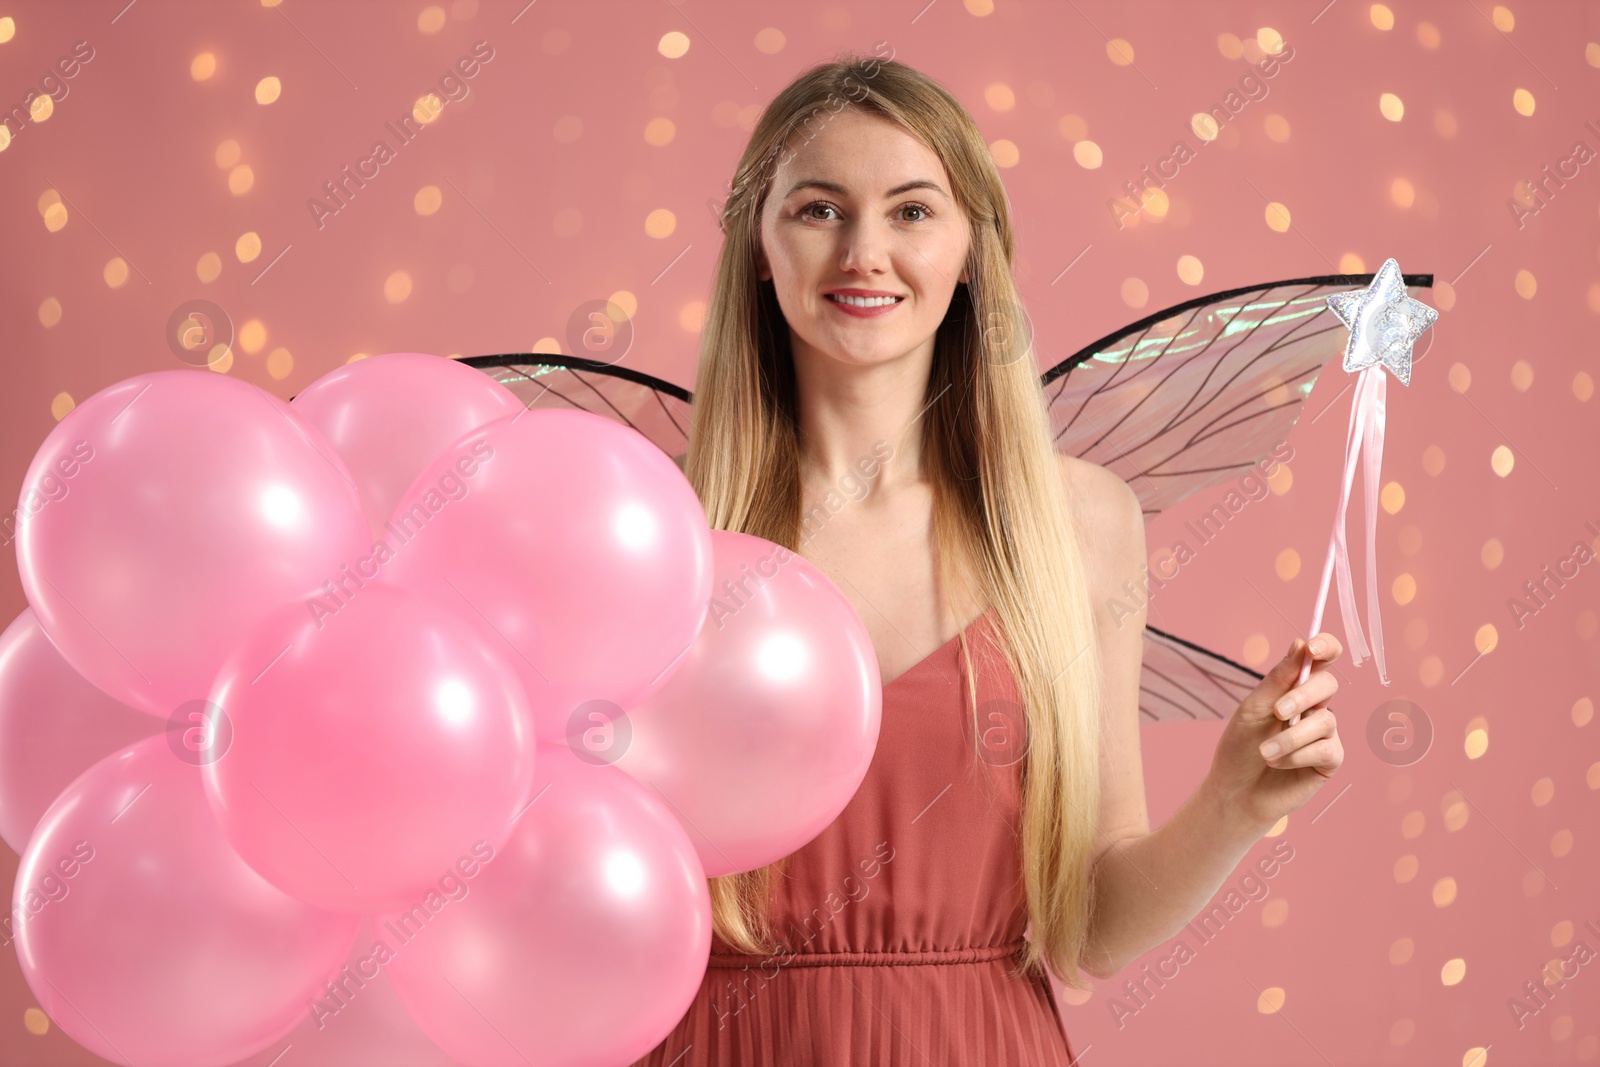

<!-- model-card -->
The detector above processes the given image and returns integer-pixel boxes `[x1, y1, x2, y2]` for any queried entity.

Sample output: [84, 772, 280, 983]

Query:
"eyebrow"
[782, 178, 950, 201]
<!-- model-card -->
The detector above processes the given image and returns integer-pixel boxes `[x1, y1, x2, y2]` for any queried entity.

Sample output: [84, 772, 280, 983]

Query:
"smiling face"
[756, 108, 972, 371]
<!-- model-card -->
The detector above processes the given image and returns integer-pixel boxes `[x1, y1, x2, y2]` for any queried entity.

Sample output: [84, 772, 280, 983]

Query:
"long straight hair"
[682, 54, 1105, 988]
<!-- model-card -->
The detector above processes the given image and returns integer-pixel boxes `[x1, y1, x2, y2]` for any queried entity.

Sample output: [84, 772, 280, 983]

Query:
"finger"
[1306, 632, 1343, 663]
[1264, 735, 1341, 772]
[1273, 671, 1339, 721]
[1260, 707, 1336, 760]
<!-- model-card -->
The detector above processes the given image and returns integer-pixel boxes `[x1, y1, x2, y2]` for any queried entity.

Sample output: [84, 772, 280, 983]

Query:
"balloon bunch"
[2, 353, 882, 1067]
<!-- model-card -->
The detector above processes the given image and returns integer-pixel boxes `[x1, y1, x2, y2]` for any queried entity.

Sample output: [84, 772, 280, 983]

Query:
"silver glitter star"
[1325, 257, 1437, 387]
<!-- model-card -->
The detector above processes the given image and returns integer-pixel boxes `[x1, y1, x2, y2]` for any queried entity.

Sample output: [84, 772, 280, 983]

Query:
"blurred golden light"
[254, 76, 281, 105]
[266, 347, 294, 380]
[679, 300, 706, 333]
[191, 52, 217, 81]
[1106, 39, 1134, 66]
[1256, 27, 1284, 54]
[38, 297, 62, 328]
[964, 0, 995, 15]
[1370, 5, 1394, 30]
[51, 392, 75, 421]
[196, 251, 222, 283]
[1480, 538, 1503, 569]
[1475, 624, 1499, 655]
[238, 319, 266, 353]
[1511, 359, 1533, 391]
[1491, 445, 1515, 477]
[1058, 114, 1088, 140]
[1381, 480, 1405, 513]
[645, 208, 676, 238]
[1492, 5, 1514, 31]
[414, 94, 444, 124]
[235, 231, 262, 262]
[1513, 88, 1536, 116]
[658, 31, 690, 58]
[103, 257, 129, 288]
[1275, 548, 1300, 580]
[418, 5, 447, 33]
[1515, 269, 1537, 299]
[384, 271, 413, 303]
[0, 17, 15, 44]
[1380, 93, 1404, 121]
[1418, 22, 1441, 49]
[1176, 255, 1204, 285]
[1264, 113, 1291, 142]
[989, 139, 1019, 167]
[1217, 33, 1243, 60]
[754, 28, 785, 54]
[644, 117, 675, 146]
[1121, 277, 1149, 308]
[414, 185, 443, 215]
[1391, 177, 1415, 207]
[985, 83, 1016, 111]
[1264, 201, 1291, 232]
[215, 139, 241, 168]
[1072, 140, 1102, 168]
[228, 164, 254, 196]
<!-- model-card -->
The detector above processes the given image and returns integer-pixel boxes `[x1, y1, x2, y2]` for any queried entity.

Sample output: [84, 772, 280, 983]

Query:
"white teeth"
[828, 294, 902, 308]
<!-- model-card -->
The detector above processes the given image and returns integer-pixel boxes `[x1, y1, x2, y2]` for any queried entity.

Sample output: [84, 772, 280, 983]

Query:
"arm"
[1062, 456, 1343, 979]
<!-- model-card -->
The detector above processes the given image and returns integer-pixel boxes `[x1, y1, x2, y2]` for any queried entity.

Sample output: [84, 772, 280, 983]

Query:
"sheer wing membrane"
[1140, 626, 1264, 723]
[1041, 272, 1436, 517]
[462, 353, 692, 463]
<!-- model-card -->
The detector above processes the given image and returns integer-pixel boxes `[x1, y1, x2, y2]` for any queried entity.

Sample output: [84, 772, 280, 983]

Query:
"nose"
[837, 216, 893, 276]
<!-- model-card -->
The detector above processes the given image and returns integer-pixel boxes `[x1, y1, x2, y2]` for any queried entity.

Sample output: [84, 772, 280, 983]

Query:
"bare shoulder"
[1055, 453, 1140, 531]
[1055, 453, 1145, 609]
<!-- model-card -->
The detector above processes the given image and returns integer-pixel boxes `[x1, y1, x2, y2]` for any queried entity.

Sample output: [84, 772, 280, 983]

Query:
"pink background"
[4, 0, 1599, 1064]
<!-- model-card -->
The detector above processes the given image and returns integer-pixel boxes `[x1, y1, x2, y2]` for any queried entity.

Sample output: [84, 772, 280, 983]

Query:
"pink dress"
[631, 606, 1078, 1066]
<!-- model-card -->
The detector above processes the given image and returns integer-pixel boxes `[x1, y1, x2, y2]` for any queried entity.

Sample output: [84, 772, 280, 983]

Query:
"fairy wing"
[464, 353, 692, 462]
[1042, 271, 1436, 516]
[1041, 270, 1436, 720]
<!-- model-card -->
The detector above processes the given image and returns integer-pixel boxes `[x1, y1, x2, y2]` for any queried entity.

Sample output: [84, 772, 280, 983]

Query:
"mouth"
[824, 293, 906, 315]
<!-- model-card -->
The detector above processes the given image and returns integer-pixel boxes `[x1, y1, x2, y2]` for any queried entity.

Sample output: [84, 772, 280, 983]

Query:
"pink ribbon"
[1296, 365, 1389, 692]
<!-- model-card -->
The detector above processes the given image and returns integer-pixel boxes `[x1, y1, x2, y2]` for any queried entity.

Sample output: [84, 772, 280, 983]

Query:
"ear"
[958, 262, 969, 285]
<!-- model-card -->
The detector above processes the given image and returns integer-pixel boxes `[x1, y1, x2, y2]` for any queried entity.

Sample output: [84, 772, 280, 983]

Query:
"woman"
[635, 55, 1345, 1066]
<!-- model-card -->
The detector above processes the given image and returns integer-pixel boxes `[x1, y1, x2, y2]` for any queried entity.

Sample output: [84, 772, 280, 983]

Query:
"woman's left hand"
[1204, 633, 1346, 831]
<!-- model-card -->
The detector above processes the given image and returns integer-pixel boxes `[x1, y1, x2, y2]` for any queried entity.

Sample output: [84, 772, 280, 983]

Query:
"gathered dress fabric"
[631, 606, 1078, 1066]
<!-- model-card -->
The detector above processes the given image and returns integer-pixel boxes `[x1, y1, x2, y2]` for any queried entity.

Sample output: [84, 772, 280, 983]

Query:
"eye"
[801, 201, 839, 221]
[899, 202, 934, 222]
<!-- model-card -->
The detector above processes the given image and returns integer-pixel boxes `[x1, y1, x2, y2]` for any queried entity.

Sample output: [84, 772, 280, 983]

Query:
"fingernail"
[1310, 637, 1325, 656]
[1274, 696, 1294, 716]
[1260, 740, 1280, 758]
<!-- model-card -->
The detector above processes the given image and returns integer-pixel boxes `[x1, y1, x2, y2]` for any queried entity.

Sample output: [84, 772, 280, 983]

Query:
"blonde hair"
[683, 54, 1105, 988]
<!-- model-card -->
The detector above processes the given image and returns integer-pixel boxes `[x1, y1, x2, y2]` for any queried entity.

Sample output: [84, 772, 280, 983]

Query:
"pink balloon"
[617, 530, 882, 876]
[0, 608, 161, 854]
[12, 736, 360, 1067]
[15, 370, 372, 718]
[231, 918, 459, 1067]
[290, 352, 524, 541]
[379, 743, 711, 1067]
[203, 581, 538, 913]
[380, 409, 713, 741]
